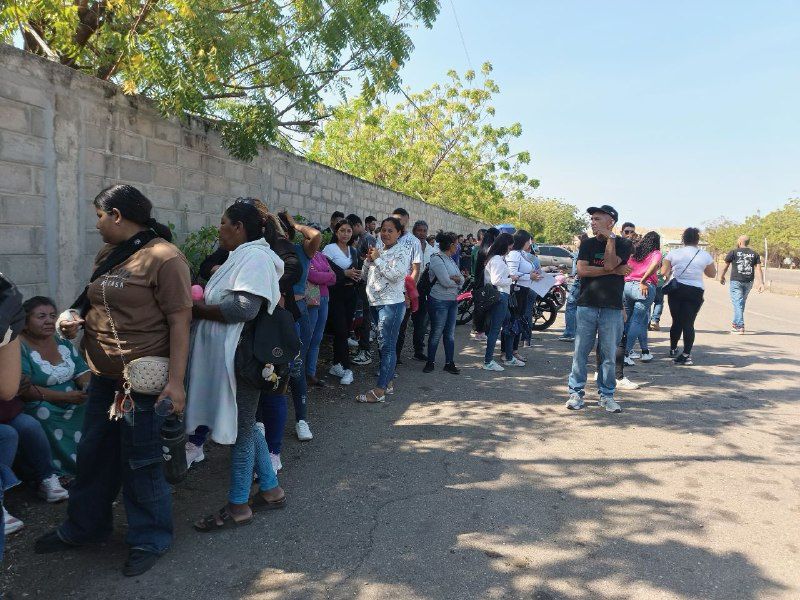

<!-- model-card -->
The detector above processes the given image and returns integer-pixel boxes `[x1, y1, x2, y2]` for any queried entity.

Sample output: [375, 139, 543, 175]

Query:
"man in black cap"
[566, 205, 632, 413]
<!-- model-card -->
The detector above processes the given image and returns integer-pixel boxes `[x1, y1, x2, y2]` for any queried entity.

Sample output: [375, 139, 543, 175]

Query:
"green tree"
[1, 0, 439, 159]
[703, 217, 741, 254]
[506, 197, 587, 243]
[305, 63, 540, 225]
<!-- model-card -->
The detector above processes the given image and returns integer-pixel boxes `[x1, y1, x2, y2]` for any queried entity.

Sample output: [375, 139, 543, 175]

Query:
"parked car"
[537, 244, 573, 270]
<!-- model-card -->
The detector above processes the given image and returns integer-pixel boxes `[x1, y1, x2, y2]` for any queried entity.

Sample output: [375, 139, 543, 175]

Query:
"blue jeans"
[7, 412, 55, 481]
[521, 289, 537, 344]
[426, 297, 457, 364]
[289, 320, 308, 422]
[484, 292, 510, 364]
[371, 302, 406, 390]
[306, 296, 329, 378]
[651, 286, 664, 323]
[563, 280, 580, 337]
[623, 281, 655, 354]
[729, 280, 753, 328]
[230, 385, 278, 505]
[258, 393, 288, 455]
[0, 424, 21, 563]
[568, 306, 624, 398]
[58, 375, 172, 554]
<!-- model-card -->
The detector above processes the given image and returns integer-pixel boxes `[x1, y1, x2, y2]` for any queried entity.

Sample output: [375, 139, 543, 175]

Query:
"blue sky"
[394, 0, 800, 228]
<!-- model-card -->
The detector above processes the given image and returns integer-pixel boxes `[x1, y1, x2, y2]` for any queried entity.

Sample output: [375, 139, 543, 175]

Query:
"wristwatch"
[608, 233, 617, 239]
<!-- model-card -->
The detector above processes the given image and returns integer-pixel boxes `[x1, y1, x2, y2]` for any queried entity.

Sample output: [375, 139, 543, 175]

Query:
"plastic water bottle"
[160, 414, 188, 485]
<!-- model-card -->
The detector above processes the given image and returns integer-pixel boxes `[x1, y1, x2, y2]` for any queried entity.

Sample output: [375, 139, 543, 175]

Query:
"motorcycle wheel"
[552, 286, 567, 308]
[531, 296, 558, 330]
[456, 298, 474, 325]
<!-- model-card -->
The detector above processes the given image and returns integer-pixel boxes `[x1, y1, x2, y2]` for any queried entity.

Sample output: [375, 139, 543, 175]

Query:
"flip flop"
[356, 390, 385, 403]
[250, 493, 287, 513]
[194, 507, 253, 533]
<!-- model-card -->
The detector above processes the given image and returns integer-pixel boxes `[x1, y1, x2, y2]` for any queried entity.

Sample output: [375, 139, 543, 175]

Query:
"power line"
[448, 0, 473, 70]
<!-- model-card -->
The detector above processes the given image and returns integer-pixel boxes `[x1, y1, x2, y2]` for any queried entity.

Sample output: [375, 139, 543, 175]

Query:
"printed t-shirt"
[83, 239, 192, 377]
[725, 247, 760, 282]
[576, 236, 632, 309]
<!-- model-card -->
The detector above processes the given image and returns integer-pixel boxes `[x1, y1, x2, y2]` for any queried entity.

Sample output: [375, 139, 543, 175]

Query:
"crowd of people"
[0, 185, 767, 577]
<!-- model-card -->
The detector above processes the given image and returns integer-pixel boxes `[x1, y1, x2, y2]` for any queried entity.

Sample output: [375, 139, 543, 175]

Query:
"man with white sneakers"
[566, 205, 632, 414]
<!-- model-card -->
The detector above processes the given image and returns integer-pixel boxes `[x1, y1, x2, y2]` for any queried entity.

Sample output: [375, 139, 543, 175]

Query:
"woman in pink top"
[305, 251, 337, 386]
[622, 232, 662, 362]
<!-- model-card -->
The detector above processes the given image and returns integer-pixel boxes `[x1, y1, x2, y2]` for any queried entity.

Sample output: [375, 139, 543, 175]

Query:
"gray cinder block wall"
[0, 45, 488, 309]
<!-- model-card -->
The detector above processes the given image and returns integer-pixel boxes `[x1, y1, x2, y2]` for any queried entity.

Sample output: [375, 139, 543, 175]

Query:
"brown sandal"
[194, 507, 253, 533]
[250, 493, 287, 512]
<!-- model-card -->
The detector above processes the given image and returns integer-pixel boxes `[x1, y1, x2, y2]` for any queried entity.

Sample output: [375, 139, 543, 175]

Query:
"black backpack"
[236, 304, 301, 393]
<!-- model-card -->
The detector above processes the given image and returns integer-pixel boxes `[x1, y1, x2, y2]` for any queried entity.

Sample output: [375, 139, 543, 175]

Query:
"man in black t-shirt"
[566, 205, 632, 414]
[719, 235, 764, 334]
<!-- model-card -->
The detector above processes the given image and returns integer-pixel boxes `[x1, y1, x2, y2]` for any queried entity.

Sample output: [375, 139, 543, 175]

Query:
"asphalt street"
[3, 282, 799, 600]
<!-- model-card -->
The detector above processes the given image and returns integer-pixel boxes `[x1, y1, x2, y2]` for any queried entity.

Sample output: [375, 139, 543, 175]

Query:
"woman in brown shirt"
[34, 185, 191, 577]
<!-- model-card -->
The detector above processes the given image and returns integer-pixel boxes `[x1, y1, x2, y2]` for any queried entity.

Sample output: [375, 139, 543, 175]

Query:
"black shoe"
[412, 352, 428, 362]
[443, 363, 460, 375]
[123, 549, 161, 577]
[668, 348, 679, 358]
[674, 353, 693, 366]
[422, 362, 435, 373]
[34, 530, 79, 554]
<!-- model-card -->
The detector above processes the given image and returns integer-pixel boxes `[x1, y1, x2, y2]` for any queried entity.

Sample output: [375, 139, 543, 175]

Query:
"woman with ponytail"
[185, 198, 286, 534]
[36, 185, 192, 577]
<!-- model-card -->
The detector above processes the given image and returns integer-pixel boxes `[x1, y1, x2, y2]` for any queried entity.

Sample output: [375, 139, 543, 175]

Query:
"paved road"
[4, 283, 799, 599]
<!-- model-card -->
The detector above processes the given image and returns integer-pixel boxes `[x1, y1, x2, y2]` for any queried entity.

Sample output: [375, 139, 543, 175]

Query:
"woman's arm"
[21, 382, 86, 404]
[660, 258, 673, 279]
[430, 256, 458, 289]
[704, 261, 717, 278]
[639, 255, 661, 295]
[373, 247, 410, 283]
[0, 338, 21, 401]
[159, 308, 191, 414]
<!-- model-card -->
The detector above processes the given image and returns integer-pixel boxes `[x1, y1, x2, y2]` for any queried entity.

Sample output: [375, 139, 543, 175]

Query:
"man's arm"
[755, 262, 765, 292]
[576, 260, 629, 278]
[602, 236, 622, 272]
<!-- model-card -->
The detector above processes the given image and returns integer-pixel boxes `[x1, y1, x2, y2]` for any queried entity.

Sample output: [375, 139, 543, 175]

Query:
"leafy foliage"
[1, 0, 439, 158]
[507, 197, 587, 244]
[178, 225, 219, 279]
[305, 63, 543, 226]
[704, 199, 800, 264]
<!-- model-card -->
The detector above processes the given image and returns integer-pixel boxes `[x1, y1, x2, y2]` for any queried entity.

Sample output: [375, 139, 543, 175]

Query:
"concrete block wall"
[0, 45, 487, 309]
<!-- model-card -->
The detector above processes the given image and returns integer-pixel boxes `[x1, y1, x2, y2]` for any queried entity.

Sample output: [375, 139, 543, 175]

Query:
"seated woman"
[18, 297, 90, 478]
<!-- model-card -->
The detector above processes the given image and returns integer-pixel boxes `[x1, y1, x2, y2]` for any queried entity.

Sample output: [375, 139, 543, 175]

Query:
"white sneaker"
[502, 357, 526, 368]
[628, 351, 641, 360]
[600, 396, 622, 413]
[185, 442, 205, 467]
[2, 507, 24, 535]
[352, 350, 372, 365]
[616, 377, 640, 390]
[640, 351, 654, 362]
[593, 371, 598, 381]
[270, 453, 282, 473]
[483, 360, 505, 372]
[38, 474, 68, 503]
[329, 363, 346, 378]
[295, 420, 313, 441]
[565, 393, 585, 410]
[473, 332, 487, 341]
[623, 355, 635, 366]
[340, 369, 354, 385]
[254, 421, 265, 436]
[347, 337, 359, 349]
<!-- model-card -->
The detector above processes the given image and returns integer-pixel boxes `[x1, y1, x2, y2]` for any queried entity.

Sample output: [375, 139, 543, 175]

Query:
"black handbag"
[474, 283, 500, 312]
[237, 304, 301, 393]
[663, 249, 700, 295]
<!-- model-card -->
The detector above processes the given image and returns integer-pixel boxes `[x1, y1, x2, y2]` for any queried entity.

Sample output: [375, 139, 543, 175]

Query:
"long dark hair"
[633, 231, 661, 261]
[481, 227, 500, 251]
[486, 233, 514, 261]
[332, 218, 355, 246]
[225, 201, 265, 242]
[93, 185, 172, 241]
[512, 230, 532, 251]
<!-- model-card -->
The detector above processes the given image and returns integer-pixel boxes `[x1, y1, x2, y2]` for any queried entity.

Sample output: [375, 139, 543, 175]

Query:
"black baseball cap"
[587, 205, 619, 223]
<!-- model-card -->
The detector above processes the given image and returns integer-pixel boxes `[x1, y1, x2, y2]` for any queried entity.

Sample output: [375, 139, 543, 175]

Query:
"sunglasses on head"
[235, 197, 258, 206]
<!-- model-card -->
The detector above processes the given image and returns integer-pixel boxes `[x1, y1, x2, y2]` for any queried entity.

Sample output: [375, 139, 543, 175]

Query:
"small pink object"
[191, 285, 204, 301]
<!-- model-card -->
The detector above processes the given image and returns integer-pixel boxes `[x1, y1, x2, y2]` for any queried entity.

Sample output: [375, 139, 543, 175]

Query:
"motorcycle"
[456, 276, 475, 325]
[455, 276, 559, 331]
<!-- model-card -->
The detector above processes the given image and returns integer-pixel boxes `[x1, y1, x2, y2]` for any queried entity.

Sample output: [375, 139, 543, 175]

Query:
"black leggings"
[667, 284, 704, 354]
[328, 286, 357, 369]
